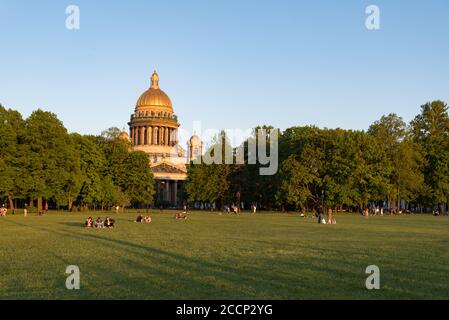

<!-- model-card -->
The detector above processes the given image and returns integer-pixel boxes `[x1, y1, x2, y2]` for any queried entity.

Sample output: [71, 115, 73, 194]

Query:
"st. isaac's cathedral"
[121, 71, 202, 207]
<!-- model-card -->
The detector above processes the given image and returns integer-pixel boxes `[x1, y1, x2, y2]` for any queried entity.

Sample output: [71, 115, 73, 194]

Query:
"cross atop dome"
[151, 70, 160, 89]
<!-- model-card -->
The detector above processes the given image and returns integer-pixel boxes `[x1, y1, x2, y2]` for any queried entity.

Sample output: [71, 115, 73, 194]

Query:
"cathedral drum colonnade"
[124, 71, 202, 207]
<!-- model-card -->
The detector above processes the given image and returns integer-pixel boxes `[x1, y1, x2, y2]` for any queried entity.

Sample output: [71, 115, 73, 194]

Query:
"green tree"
[411, 100, 449, 210]
[0, 105, 27, 209]
[277, 154, 317, 212]
[368, 113, 425, 211]
[72, 134, 107, 210]
[24, 109, 79, 210]
[99, 128, 154, 208]
[185, 131, 232, 208]
[123, 151, 155, 207]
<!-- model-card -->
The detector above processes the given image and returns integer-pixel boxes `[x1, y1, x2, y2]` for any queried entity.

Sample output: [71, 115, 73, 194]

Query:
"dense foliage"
[184, 101, 449, 213]
[0, 106, 154, 211]
[2, 100, 448, 213]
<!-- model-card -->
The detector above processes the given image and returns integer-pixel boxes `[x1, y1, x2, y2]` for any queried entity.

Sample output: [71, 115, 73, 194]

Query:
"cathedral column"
[160, 127, 164, 145]
[164, 127, 169, 146]
[158, 127, 162, 145]
[147, 126, 152, 145]
[153, 127, 158, 145]
[159, 126, 163, 145]
[165, 180, 170, 202]
[174, 181, 178, 207]
[140, 126, 145, 145]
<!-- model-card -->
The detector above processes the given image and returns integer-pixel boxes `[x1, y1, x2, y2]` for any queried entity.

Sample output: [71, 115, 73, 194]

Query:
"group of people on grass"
[317, 206, 337, 225]
[223, 204, 241, 214]
[83, 211, 191, 228]
[136, 211, 189, 221]
[84, 216, 115, 228]
[432, 209, 449, 216]
[135, 215, 152, 223]
[175, 211, 188, 220]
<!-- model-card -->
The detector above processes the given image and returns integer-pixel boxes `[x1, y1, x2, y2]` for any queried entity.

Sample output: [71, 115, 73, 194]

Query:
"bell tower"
[188, 134, 203, 162]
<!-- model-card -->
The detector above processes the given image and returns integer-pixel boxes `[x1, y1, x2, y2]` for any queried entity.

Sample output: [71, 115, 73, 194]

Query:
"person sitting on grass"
[95, 217, 104, 228]
[175, 212, 187, 220]
[143, 216, 152, 223]
[327, 208, 333, 224]
[84, 217, 93, 228]
[104, 217, 115, 228]
[135, 215, 144, 223]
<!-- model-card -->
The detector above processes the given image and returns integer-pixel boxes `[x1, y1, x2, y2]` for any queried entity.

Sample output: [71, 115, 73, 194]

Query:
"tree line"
[0, 106, 155, 212]
[184, 100, 449, 213]
[2, 100, 448, 214]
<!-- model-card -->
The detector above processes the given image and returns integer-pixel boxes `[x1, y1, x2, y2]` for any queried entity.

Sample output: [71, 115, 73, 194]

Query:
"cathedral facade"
[125, 71, 202, 207]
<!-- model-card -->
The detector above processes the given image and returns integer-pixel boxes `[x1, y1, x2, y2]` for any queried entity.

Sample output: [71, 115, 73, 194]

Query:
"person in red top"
[327, 208, 333, 224]
[44, 202, 49, 213]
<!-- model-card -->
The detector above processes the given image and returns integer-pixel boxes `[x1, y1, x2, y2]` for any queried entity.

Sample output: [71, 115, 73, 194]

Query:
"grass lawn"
[0, 211, 448, 300]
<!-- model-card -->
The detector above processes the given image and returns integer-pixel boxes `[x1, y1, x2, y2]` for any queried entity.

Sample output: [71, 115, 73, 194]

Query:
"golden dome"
[135, 71, 173, 112]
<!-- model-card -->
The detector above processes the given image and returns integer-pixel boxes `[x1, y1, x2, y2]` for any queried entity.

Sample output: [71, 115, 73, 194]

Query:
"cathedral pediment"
[151, 162, 187, 174]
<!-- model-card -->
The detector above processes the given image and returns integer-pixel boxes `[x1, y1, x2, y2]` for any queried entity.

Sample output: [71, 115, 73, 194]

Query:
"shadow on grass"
[4, 218, 443, 299]
[59, 222, 84, 228]
[3, 219, 297, 298]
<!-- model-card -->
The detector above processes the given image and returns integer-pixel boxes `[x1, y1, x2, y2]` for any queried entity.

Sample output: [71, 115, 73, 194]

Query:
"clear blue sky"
[1, 0, 448, 145]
